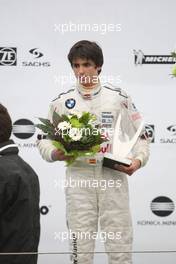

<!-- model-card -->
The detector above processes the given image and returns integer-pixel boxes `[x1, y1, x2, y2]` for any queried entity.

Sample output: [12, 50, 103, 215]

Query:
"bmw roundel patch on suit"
[65, 98, 76, 109]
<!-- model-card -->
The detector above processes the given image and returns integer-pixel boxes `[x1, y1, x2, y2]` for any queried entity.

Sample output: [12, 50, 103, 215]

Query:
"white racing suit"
[37, 82, 150, 264]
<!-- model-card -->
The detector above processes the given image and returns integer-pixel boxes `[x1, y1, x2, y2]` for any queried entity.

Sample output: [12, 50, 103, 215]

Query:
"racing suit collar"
[76, 81, 101, 100]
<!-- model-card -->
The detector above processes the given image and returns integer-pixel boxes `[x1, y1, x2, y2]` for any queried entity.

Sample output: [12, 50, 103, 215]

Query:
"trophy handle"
[113, 114, 144, 157]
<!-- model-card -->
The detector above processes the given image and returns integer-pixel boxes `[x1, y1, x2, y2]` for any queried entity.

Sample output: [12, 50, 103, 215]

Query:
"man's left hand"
[114, 159, 141, 176]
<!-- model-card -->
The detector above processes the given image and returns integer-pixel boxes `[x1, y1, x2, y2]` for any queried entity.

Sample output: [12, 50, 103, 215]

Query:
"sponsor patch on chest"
[101, 112, 114, 128]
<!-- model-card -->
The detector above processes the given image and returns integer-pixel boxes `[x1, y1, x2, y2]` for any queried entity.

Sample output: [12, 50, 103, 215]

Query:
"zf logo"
[145, 124, 155, 143]
[0, 47, 17, 66]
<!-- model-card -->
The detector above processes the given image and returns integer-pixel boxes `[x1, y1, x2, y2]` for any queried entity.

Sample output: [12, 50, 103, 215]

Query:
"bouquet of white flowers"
[36, 111, 107, 165]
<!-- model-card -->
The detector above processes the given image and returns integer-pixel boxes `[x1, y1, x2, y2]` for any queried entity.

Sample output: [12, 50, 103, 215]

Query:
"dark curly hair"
[68, 40, 104, 74]
[0, 103, 12, 143]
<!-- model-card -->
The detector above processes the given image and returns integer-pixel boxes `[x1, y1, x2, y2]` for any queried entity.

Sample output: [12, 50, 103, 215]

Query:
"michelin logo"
[134, 50, 176, 65]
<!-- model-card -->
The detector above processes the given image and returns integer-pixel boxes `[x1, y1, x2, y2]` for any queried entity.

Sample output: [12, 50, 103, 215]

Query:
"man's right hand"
[51, 149, 72, 161]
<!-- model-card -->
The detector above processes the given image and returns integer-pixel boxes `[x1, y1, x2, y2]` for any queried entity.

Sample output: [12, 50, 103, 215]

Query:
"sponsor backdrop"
[0, 0, 176, 263]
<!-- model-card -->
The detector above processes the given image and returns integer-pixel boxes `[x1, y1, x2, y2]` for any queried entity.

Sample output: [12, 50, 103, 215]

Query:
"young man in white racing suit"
[37, 40, 150, 264]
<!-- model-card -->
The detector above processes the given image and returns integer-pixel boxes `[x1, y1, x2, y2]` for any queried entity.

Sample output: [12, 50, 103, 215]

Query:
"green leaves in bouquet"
[79, 125, 105, 146]
[172, 65, 176, 77]
[52, 140, 101, 166]
[79, 112, 94, 125]
[171, 51, 176, 58]
[80, 132, 96, 145]
[36, 124, 49, 134]
[37, 111, 107, 166]
[38, 117, 51, 127]
[70, 117, 83, 128]
[52, 111, 63, 127]
[171, 51, 176, 78]
[52, 140, 76, 166]
[36, 118, 55, 136]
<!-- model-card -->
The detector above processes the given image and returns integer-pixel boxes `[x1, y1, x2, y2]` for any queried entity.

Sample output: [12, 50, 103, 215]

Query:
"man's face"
[72, 58, 101, 87]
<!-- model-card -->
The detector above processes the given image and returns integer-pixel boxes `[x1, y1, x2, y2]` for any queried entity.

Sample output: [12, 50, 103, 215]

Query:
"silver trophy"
[103, 113, 144, 169]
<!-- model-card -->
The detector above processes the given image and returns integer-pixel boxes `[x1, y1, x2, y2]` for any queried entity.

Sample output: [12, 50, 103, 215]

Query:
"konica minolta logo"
[151, 196, 175, 217]
[13, 119, 36, 139]
[134, 50, 176, 65]
[0, 47, 17, 66]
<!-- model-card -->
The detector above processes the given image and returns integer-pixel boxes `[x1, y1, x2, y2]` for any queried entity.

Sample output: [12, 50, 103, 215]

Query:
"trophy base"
[103, 153, 132, 170]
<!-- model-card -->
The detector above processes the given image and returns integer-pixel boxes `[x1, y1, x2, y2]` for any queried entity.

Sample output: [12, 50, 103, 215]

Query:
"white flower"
[88, 118, 98, 127]
[69, 110, 82, 119]
[57, 121, 71, 131]
[88, 119, 94, 126]
[69, 128, 82, 141]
